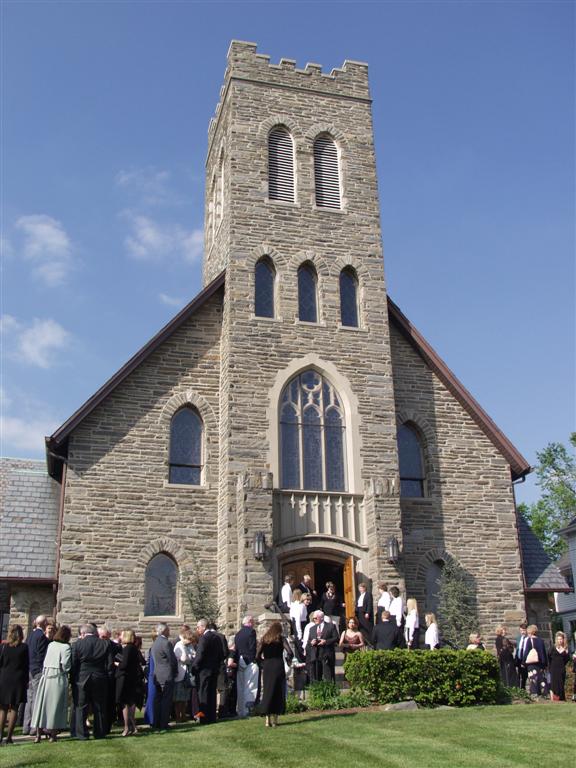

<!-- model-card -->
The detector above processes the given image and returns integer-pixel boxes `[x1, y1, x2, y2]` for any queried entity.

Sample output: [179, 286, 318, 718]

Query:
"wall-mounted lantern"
[253, 531, 266, 561]
[387, 535, 400, 565]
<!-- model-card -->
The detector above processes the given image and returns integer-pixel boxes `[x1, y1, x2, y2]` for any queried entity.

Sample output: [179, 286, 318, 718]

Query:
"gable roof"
[387, 297, 531, 481]
[516, 513, 571, 593]
[45, 273, 530, 486]
[45, 270, 225, 479]
[559, 516, 576, 537]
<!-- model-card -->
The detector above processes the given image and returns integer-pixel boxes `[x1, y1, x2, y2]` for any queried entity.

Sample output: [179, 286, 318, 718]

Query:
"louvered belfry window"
[268, 126, 295, 202]
[314, 134, 341, 209]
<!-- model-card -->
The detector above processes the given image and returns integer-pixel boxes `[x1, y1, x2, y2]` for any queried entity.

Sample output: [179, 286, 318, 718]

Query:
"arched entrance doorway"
[279, 552, 356, 621]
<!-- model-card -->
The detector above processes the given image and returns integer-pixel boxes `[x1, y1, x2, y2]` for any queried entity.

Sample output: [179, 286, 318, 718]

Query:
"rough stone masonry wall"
[389, 323, 526, 634]
[57, 295, 223, 635]
[205, 41, 403, 626]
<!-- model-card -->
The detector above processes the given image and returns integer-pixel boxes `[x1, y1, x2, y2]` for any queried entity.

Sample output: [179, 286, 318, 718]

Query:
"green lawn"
[1, 705, 574, 768]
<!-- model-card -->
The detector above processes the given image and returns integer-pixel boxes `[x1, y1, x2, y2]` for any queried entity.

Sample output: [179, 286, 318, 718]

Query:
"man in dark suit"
[514, 622, 529, 690]
[72, 622, 113, 739]
[298, 574, 318, 610]
[305, 611, 339, 683]
[371, 610, 400, 650]
[355, 582, 374, 640]
[150, 623, 178, 731]
[22, 614, 49, 736]
[192, 619, 226, 723]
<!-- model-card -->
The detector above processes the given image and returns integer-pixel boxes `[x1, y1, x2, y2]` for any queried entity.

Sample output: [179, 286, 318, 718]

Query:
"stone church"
[2, 42, 569, 639]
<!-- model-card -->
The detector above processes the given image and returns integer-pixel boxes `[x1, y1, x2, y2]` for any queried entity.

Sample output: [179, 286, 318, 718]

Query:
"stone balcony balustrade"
[273, 490, 366, 547]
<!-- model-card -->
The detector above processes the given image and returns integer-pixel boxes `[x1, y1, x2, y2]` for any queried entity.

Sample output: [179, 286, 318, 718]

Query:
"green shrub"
[285, 692, 308, 713]
[306, 681, 341, 710]
[344, 649, 500, 707]
[338, 688, 373, 709]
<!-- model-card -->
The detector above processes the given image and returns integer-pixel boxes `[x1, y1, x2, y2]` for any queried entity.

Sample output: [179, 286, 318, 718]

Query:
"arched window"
[255, 257, 276, 318]
[169, 407, 203, 485]
[339, 267, 359, 327]
[280, 370, 346, 492]
[397, 423, 425, 497]
[425, 559, 444, 614]
[268, 126, 295, 203]
[144, 553, 178, 616]
[313, 134, 341, 209]
[298, 262, 318, 323]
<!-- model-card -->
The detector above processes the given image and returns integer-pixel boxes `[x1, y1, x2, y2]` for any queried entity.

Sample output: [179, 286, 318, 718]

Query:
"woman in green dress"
[31, 625, 72, 742]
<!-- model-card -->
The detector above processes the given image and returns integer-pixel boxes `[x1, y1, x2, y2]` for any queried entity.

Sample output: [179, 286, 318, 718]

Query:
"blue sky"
[1, 1, 574, 507]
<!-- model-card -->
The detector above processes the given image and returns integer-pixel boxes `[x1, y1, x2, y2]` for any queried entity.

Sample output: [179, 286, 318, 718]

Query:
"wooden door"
[282, 560, 314, 590]
[343, 556, 355, 620]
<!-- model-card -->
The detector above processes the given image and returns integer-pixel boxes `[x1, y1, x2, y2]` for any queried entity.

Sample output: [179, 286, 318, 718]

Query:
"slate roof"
[0, 458, 60, 581]
[517, 513, 571, 592]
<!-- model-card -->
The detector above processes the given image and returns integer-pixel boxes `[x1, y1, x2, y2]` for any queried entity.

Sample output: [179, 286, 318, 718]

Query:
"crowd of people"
[1, 586, 575, 745]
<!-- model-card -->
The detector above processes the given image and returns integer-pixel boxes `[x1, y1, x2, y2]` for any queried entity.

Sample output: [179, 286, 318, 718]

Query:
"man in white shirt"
[388, 586, 405, 631]
[514, 622, 529, 689]
[376, 582, 391, 623]
[280, 573, 294, 613]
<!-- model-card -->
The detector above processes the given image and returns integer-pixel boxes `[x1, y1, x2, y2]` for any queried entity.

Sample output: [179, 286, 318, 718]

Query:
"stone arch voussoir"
[259, 115, 302, 149]
[138, 537, 193, 578]
[290, 250, 331, 278]
[305, 123, 349, 150]
[396, 408, 436, 450]
[415, 548, 455, 586]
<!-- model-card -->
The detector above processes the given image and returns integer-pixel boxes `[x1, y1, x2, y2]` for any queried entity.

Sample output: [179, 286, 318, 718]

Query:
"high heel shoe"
[34, 734, 42, 743]
[265, 716, 271, 727]
[121, 729, 130, 737]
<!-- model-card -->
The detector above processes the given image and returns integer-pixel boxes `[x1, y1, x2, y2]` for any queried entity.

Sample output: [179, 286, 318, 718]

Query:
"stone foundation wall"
[9, 585, 55, 638]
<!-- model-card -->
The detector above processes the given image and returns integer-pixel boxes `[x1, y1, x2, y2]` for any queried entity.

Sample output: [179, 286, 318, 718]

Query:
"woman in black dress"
[549, 631, 570, 701]
[115, 629, 144, 735]
[0, 624, 29, 745]
[256, 621, 290, 728]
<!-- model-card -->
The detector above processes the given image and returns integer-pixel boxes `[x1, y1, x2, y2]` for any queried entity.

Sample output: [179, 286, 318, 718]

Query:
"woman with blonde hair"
[115, 629, 144, 735]
[404, 598, 420, 650]
[0, 624, 29, 745]
[549, 631, 570, 701]
[424, 613, 440, 650]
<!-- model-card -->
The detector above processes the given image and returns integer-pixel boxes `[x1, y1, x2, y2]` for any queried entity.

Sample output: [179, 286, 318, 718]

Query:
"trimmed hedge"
[344, 649, 500, 707]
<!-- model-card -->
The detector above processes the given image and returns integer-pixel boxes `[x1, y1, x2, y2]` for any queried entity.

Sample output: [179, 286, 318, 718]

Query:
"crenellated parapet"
[208, 40, 371, 145]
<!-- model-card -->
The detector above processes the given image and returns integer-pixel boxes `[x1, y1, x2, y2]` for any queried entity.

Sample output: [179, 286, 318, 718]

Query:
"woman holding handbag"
[522, 624, 548, 698]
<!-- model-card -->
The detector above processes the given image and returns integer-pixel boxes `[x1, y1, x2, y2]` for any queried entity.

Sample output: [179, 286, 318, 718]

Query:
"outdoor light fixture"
[253, 531, 266, 561]
[387, 535, 400, 565]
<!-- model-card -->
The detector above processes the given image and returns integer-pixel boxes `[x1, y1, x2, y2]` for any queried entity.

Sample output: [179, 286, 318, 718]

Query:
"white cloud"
[0, 314, 21, 334]
[2, 315, 70, 369]
[2, 414, 59, 453]
[121, 210, 203, 263]
[15, 214, 74, 286]
[159, 293, 185, 308]
[115, 166, 177, 206]
[17, 319, 70, 368]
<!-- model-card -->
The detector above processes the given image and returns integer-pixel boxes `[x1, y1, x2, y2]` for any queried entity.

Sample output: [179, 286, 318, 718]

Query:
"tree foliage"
[518, 433, 576, 559]
[183, 564, 219, 625]
[436, 559, 479, 650]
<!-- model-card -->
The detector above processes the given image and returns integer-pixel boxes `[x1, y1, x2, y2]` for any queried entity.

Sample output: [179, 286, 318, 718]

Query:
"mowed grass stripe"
[1, 705, 574, 768]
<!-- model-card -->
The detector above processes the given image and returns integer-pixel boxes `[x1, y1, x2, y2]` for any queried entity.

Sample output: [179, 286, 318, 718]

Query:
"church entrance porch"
[279, 552, 357, 621]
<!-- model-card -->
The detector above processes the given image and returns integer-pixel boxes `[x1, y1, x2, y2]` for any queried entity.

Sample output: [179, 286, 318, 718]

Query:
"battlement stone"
[208, 41, 370, 143]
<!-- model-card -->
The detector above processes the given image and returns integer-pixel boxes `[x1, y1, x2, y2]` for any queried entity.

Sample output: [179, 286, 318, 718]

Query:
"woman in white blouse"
[424, 613, 440, 650]
[404, 598, 420, 650]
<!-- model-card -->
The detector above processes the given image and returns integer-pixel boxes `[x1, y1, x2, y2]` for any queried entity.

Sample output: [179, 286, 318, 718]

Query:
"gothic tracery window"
[397, 422, 425, 497]
[169, 407, 203, 485]
[298, 262, 318, 323]
[144, 553, 178, 616]
[280, 370, 346, 492]
[255, 257, 276, 318]
[339, 267, 359, 327]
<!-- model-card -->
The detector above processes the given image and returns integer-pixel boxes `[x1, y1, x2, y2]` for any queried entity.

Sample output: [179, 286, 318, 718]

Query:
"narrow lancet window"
[255, 257, 276, 318]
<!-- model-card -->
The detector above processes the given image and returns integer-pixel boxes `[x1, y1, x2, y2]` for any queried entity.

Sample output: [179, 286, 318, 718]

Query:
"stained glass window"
[298, 263, 318, 323]
[255, 257, 275, 318]
[397, 423, 425, 497]
[339, 267, 359, 327]
[144, 553, 178, 616]
[169, 407, 203, 485]
[280, 370, 346, 491]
